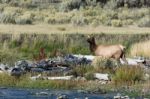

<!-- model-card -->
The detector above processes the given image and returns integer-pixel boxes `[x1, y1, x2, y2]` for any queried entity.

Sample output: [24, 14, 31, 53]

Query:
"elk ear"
[87, 35, 91, 39]
[87, 34, 94, 38]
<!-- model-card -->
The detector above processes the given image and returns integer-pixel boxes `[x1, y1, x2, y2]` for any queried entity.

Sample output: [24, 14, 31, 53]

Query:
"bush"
[15, 16, 32, 25]
[45, 13, 71, 24]
[113, 66, 144, 85]
[0, 12, 16, 24]
[60, 0, 83, 12]
[85, 0, 97, 6]
[116, 0, 150, 8]
[0, 0, 11, 3]
[137, 16, 150, 27]
[85, 72, 95, 80]
[0, 7, 23, 24]
[118, 9, 130, 20]
[71, 15, 88, 26]
[15, 11, 33, 24]
[91, 19, 100, 27]
[71, 65, 94, 77]
[0, 50, 21, 65]
[111, 19, 122, 27]
[92, 57, 118, 70]
[104, 0, 117, 9]
[122, 19, 133, 26]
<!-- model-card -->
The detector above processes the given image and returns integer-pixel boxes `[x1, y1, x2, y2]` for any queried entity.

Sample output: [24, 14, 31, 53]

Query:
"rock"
[57, 94, 68, 99]
[64, 54, 93, 65]
[144, 73, 150, 80]
[120, 57, 145, 65]
[31, 68, 45, 72]
[76, 76, 86, 81]
[94, 73, 110, 81]
[85, 97, 89, 99]
[0, 64, 9, 72]
[114, 93, 121, 99]
[114, 93, 129, 99]
[35, 91, 48, 96]
[30, 74, 48, 80]
[8, 67, 24, 77]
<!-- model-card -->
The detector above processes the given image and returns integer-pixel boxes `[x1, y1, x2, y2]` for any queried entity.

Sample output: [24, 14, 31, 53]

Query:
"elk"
[87, 36, 128, 63]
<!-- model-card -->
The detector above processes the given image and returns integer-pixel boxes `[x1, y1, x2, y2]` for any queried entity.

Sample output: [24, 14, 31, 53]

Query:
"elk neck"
[89, 39, 97, 52]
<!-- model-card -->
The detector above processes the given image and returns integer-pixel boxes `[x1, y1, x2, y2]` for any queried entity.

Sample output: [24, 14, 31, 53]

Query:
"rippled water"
[0, 88, 114, 99]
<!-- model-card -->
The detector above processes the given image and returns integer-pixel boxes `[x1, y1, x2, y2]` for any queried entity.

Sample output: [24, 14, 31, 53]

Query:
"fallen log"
[30, 75, 74, 80]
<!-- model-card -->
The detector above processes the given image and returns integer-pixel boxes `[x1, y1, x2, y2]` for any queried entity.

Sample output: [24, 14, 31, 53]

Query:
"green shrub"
[45, 13, 71, 24]
[71, 15, 88, 26]
[122, 19, 133, 26]
[0, 0, 11, 3]
[92, 57, 118, 70]
[15, 15, 32, 24]
[104, 0, 117, 9]
[16, 13, 33, 24]
[113, 66, 144, 85]
[91, 19, 100, 27]
[118, 9, 130, 20]
[85, 0, 97, 6]
[71, 65, 94, 77]
[60, 0, 83, 12]
[99, 10, 117, 26]
[85, 72, 95, 80]
[0, 12, 16, 24]
[0, 73, 17, 87]
[111, 19, 122, 27]
[137, 16, 150, 27]
[0, 50, 21, 65]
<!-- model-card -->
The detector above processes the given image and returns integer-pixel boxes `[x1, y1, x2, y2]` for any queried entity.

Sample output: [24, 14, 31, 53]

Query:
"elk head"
[87, 35, 97, 52]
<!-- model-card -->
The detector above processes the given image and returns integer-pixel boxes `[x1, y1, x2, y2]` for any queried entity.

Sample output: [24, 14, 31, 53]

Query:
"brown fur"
[87, 36, 127, 63]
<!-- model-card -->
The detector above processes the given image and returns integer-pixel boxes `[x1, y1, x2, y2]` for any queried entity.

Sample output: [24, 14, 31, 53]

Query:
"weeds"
[0, 33, 150, 64]
[113, 66, 144, 85]
[0, 1, 149, 27]
[130, 40, 150, 57]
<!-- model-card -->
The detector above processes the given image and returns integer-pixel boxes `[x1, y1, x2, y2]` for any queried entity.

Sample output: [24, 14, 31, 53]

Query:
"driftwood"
[30, 75, 74, 80]
[120, 58, 145, 65]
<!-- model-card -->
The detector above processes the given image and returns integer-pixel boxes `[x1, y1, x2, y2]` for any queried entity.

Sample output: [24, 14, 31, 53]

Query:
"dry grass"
[130, 40, 150, 57]
[0, 24, 150, 34]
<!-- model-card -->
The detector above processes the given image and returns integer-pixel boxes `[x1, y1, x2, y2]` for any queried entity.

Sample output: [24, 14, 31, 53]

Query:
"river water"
[0, 88, 114, 99]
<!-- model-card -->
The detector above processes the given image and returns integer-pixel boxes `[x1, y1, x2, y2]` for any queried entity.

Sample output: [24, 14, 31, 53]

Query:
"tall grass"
[130, 40, 150, 57]
[113, 66, 144, 86]
[0, 73, 85, 89]
[0, 33, 150, 64]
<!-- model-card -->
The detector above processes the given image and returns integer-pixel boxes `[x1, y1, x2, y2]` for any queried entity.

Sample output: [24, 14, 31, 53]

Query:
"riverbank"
[0, 33, 150, 98]
[0, 73, 150, 98]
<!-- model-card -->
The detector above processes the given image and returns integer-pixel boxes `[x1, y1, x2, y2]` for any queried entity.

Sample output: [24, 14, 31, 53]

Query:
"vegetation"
[1, 33, 150, 65]
[0, 0, 149, 97]
[130, 40, 150, 57]
[0, 0, 149, 27]
[113, 66, 144, 85]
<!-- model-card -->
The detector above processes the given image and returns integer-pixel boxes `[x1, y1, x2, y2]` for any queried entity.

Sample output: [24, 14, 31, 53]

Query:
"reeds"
[130, 40, 150, 57]
[113, 66, 144, 85]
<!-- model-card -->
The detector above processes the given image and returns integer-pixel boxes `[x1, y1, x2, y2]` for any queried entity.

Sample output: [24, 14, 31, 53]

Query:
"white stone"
[94, 73, 109, 81]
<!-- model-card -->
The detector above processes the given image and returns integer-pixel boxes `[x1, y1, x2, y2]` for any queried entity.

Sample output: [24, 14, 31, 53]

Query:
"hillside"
[0, 0, 149, 29]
